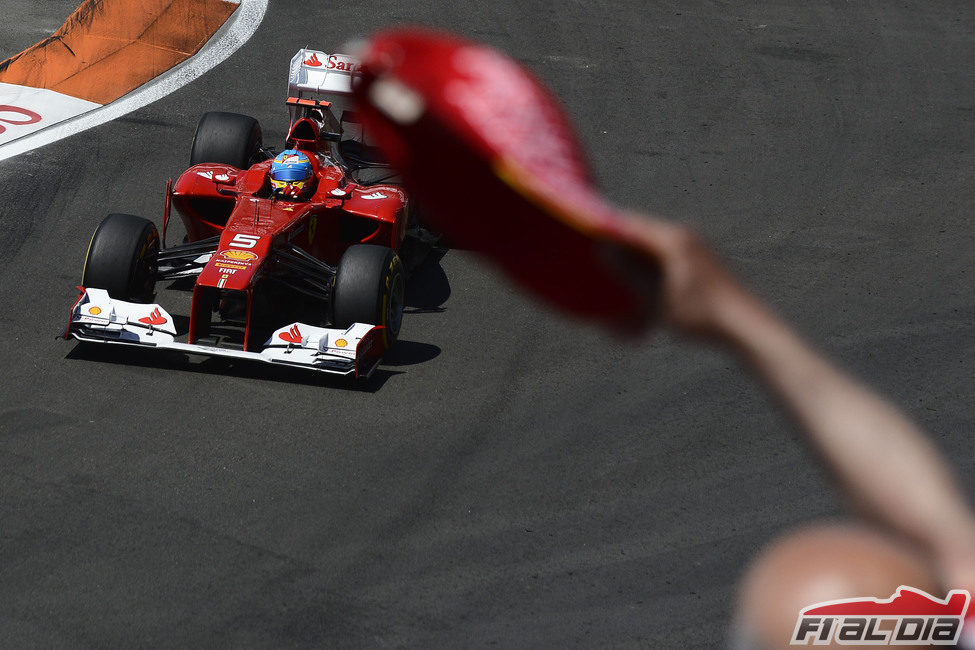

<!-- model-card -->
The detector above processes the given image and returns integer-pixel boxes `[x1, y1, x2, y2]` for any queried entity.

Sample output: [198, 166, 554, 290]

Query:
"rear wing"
[288, 49, 362, 98]
[286, 49, 364, 140]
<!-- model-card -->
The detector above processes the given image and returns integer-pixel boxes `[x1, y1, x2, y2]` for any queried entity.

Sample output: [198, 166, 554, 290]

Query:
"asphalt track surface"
[1, 2, 973, 647]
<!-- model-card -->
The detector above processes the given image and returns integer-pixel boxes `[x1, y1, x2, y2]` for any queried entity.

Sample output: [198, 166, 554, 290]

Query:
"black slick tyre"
[81, 213, 159, 302]
[333, 245, 405, 348]
[189, 111, 263, 168]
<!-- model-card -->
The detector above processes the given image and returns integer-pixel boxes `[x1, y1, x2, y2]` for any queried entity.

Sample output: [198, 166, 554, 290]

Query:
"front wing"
[66, 288, 385, 378]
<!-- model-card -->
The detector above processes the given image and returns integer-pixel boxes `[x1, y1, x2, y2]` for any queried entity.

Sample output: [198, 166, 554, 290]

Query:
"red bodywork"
[169, 138, 407, 351]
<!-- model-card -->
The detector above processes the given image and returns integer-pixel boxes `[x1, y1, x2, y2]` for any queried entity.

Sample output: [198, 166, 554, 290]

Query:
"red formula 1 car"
[65, 50, 412, 378]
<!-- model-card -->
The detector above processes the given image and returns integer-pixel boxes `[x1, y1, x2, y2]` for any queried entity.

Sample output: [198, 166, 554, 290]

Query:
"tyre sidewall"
[380, 254, 405, 347]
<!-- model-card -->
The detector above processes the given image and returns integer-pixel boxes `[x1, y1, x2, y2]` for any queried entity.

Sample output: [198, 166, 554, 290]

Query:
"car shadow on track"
[381, 339, 441, 367]
[403, 244, 450, 312]
[63, 342, 406, 392]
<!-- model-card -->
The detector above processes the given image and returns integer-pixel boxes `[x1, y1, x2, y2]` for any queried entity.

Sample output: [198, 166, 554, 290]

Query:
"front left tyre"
[81, 213, 159, 302]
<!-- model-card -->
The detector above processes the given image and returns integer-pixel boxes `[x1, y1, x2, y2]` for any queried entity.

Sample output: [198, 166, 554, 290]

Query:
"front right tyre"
[81, 213, 159, 302]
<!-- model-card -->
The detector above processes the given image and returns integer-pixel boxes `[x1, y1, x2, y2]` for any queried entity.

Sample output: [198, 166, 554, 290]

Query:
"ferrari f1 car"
[65, 50, 410, 378]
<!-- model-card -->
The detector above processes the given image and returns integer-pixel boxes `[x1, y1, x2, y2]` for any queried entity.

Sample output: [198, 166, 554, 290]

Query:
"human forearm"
[615, 212, 975, 582]
[719, 295, 975, 575]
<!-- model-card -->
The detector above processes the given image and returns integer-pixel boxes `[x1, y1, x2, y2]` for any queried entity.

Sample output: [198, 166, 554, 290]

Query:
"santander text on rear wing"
[288, 49, 362, 98]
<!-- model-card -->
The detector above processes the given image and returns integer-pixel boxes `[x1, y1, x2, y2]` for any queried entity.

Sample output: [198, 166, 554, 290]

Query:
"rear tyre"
[189, 111, 263, 168]
[333, 245, 405, 348]
[82, 213, 159, 301]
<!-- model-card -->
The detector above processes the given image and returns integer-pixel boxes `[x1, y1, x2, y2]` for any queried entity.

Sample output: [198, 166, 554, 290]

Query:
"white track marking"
[0, 84, 100, 143]
[0, 0, 268, 162]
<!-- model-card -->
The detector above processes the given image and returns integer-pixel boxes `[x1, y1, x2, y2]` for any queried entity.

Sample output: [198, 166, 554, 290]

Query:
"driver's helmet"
[270, 149, 314, 199]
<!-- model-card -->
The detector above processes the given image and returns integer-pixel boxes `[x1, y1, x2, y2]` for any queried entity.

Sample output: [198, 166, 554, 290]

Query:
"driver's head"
[270, 149, 314, 199]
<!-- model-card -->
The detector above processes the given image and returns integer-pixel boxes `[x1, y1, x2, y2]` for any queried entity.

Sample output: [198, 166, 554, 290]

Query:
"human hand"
[609, 212, 762, 341]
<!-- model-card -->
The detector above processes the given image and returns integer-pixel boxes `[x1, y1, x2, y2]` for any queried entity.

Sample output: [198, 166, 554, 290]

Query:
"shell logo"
[334, 339, 348, 348]
[88, 306, 102, 315]
[221, 250, 258, 262]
